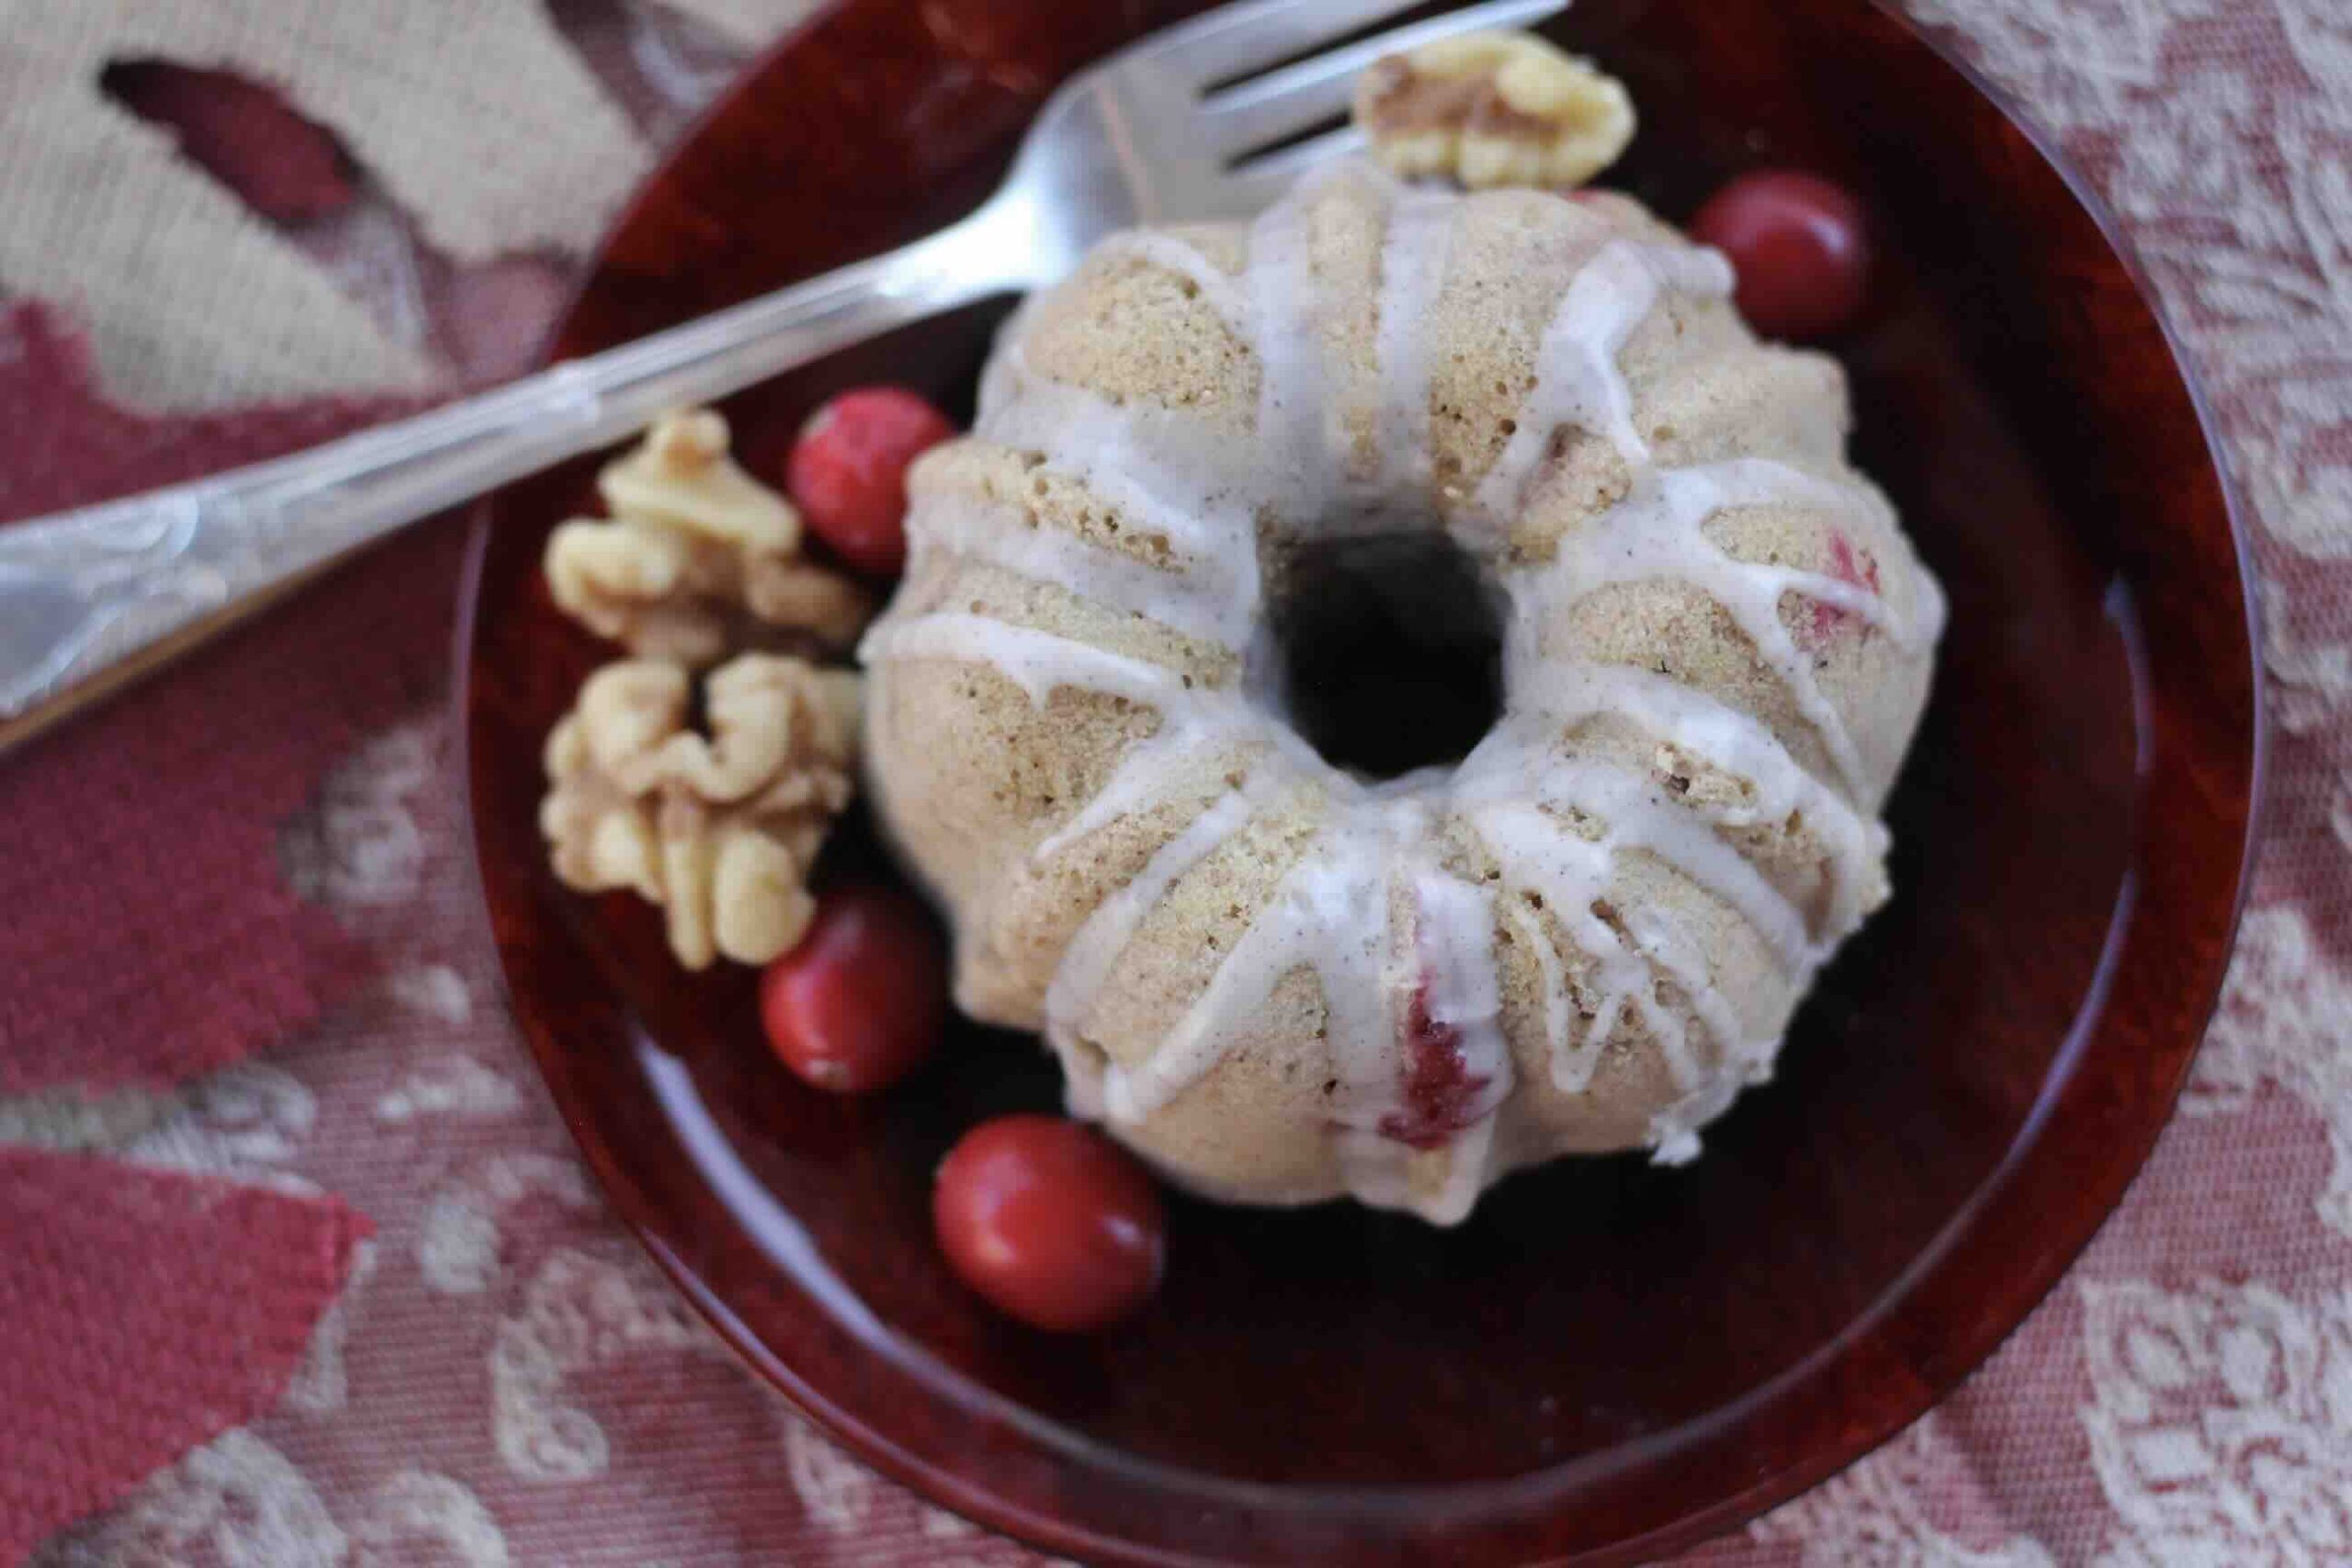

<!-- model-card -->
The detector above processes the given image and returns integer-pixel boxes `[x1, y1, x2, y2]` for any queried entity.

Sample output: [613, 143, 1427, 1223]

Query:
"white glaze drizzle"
[1368, 181, 1455, 498]
[1503, 898, 1574, 1077]
[865, 159, 1941, 1212]
[910, 493, 1250, 649]
[1648, 1073, 1746, 1166]
[1467, 800, 1700, 1091]
[1515, 458, 1927, 798]
[1032, 725, 1211, 863]
[1513, 661, 1890, 942]
[978, 362, 1266, 580]
[860, 614, 1185, 710]
[1046, 784, 1265, 1063]
[1474, 240, 1736, 525]
[1405, 865, 1517, 1151]
[1458, 725, 1812, 971]
[1091, 231, 1256, 339]
[1244, 170, 1339, 511]
[1102, 817, 1366, 1122]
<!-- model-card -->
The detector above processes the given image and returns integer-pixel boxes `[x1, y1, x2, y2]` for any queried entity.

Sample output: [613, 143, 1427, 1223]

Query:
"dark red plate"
[460, 1, 2263, 1562]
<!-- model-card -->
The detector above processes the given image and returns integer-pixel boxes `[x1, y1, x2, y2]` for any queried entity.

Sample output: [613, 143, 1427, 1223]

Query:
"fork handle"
[0, 191, 1038, 736]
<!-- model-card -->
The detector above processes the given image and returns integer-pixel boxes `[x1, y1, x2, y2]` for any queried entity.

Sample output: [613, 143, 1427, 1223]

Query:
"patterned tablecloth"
[1, 0, 2346, 1562]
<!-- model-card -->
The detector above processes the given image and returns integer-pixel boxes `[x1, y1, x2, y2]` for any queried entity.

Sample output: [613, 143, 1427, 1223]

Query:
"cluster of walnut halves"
[539, 409, 871, 969]
[1353, 28, 1635, 192]
[545, 407, 870, 664]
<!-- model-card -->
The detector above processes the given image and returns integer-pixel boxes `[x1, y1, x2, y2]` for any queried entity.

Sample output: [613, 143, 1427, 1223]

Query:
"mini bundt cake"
[860, 160, 1942, 1224]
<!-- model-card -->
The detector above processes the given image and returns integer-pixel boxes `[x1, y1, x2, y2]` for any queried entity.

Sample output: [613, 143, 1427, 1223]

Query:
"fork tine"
[1125, 0, 1425, 89]
[1201, 0, 1567, 159]
[1225, 125, 1369, 204]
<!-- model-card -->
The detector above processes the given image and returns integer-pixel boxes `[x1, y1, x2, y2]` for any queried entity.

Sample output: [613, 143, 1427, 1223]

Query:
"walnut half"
[1353, 29, 1635, 191]
[541, 652, 862, 969]
[546, 408, 872, 665]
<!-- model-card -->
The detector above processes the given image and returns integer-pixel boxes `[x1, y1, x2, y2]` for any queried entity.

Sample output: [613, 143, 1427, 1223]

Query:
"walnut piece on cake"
[546, 408, 872, 665]
[1353, 29, 1634, 191]
[541, 652, 863, 970]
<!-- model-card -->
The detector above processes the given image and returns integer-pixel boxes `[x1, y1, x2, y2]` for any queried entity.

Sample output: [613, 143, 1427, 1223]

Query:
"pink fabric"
[0, 1152, 368, 1564]
[2, 4, 2347, 1564]
[0, 305, 443, 1097]
[0, 306, 413, 522]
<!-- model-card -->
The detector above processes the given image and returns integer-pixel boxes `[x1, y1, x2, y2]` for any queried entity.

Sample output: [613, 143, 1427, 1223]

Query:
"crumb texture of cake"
[860, 162, 1943, 1224]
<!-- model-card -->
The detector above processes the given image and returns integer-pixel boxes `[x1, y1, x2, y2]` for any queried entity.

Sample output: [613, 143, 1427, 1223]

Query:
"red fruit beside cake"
[786, 386, 957, 577]
[933, 1116, 1167, 1333]
[760, 886, 947, 1095]
[1690, 169, 1873, 340]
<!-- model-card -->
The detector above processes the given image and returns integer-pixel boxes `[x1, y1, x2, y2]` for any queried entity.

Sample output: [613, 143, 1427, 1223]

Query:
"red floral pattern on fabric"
[0, 304, 447, 1097]
[0, 1151, 368, 1563]
[3, 2, 2347, 1562]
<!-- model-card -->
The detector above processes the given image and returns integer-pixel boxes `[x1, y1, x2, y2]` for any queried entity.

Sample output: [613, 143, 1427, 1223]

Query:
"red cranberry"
[759, 886, 946, 1094]
[1827, 530, 1883, 596]
[933, 1116, 1166, 1333]
[1689, 170, 1871, 341]
[1378, 974, 1491, 1150]
[785, 386, 956, 577]
[1803, 529, 1885, 646]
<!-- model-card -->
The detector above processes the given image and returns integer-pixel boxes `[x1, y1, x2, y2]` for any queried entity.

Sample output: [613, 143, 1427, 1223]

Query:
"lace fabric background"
[0, 0, 2345, 1562]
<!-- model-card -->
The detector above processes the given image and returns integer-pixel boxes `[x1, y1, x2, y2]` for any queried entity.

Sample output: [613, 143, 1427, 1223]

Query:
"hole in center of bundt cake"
[1270, 532, 1504, 781]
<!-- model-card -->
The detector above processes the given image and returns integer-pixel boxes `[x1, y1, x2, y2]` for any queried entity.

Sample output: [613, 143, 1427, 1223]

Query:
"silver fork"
[0, 0, 1562, 740]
